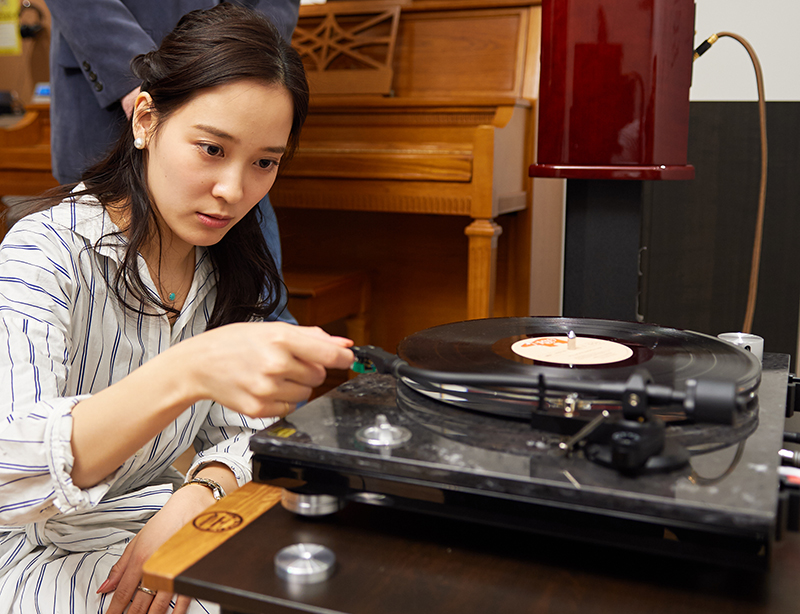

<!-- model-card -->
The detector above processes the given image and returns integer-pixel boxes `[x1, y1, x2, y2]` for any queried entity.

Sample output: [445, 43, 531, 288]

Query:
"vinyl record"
[396, 317, 761, 405]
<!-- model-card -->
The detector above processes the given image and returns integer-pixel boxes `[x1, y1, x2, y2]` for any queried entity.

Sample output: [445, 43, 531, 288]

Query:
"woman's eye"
[200, 143, 223, 157]
[257, 159, 277, 170]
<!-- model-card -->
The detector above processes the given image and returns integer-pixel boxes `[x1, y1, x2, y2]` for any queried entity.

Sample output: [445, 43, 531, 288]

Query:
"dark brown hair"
[28, 3, 308, 328]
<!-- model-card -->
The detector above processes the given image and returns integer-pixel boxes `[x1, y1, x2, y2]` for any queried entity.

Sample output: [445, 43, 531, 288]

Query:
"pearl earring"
[133, 137, 145, 150]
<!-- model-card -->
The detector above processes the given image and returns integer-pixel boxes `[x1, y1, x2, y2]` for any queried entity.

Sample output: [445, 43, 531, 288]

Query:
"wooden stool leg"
[344, 280, 370, 347]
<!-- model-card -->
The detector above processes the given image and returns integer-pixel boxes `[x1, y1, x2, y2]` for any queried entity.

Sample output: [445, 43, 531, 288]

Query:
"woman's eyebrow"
[261, 145, 286, 154]
[193, 123, 234, 141]
[192, 124, 285, 153]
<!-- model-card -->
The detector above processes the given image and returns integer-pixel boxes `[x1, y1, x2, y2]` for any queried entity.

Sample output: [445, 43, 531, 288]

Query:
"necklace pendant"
[168, 292, 176, 301]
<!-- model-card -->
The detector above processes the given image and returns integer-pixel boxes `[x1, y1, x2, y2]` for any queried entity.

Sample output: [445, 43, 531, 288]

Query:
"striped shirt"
[0, 193, 275, 612]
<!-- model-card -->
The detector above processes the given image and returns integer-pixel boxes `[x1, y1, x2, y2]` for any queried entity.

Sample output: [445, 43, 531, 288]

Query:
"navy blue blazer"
[47, 0, 300, 183]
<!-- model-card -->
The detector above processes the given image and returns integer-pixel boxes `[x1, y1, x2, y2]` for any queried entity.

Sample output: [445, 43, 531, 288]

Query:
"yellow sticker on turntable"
[511, 336, 633, 365]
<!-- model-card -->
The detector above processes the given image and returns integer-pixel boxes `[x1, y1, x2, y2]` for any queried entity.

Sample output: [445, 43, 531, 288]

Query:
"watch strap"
[178, 477, 226, 501]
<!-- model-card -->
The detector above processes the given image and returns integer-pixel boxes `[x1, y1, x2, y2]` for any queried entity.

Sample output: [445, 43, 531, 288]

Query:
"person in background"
[0, 5, 353, 613]
[45, 0, 301, 321]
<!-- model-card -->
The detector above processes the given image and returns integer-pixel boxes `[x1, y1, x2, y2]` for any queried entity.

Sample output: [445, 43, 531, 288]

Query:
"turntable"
[251, 318, 797, 571]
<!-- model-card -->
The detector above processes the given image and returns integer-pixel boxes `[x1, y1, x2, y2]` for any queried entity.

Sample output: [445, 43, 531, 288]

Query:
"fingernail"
[96, 578, 110, 594]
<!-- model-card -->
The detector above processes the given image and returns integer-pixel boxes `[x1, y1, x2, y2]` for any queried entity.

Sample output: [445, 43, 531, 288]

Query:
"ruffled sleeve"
[0, 214, 116, 524]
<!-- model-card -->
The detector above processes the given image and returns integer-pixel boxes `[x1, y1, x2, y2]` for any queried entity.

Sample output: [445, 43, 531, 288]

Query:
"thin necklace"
[161, 252, 194, 305]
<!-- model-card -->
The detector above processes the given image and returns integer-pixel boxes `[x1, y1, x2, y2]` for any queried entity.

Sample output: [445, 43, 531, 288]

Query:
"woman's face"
[133, 79, 294, 254]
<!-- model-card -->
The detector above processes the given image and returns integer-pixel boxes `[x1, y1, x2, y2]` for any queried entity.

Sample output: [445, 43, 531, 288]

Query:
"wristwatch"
[178, 477, 226, 501]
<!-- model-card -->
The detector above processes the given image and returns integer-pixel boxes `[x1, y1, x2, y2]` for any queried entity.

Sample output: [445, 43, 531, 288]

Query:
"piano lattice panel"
[292, 6, 401, 95]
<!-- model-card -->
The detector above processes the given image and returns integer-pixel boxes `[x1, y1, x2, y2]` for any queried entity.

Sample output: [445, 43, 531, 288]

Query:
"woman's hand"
[71, 322, 353, 490]
[100, 485, 216, 614]
[176, 322, 354, 418]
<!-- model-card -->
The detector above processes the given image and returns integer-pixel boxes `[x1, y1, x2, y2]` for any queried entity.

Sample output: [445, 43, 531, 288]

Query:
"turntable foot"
[281, 489, 345, 516]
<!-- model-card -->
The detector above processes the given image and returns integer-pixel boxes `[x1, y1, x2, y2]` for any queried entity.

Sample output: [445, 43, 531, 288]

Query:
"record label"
[510, 336, 634, 365]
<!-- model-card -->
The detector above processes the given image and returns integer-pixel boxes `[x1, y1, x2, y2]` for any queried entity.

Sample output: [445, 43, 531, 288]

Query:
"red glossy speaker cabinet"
[530, 0, 696, 180]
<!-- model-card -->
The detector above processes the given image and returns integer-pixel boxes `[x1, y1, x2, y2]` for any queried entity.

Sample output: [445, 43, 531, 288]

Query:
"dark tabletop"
[170, 494, 800, 614]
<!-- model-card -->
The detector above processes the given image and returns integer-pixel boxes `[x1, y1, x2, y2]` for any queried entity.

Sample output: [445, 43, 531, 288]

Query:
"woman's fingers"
[281, 330, 355, 371]
[98, 534, 137, 596]
[239, 323, 354, 374]
[100, 536, 140, 613]
[181, 322, 354, 417]
[172, 594, 193, 614]
[104, 573, 144, 614]
[119, 585, 171, 614]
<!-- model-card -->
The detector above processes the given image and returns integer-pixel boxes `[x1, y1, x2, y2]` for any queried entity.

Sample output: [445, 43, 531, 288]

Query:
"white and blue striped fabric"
[0, 192, 276, 612]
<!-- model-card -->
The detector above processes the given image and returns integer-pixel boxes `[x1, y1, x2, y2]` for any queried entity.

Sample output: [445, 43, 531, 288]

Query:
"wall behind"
[641, 1, 800, 364]
[692, 0, 800, 102]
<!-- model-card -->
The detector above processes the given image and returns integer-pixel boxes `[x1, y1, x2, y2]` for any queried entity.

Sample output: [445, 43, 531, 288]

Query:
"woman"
[0, 5, 353, 613]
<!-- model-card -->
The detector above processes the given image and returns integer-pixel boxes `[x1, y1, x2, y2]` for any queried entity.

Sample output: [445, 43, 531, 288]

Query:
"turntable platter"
[397, 317, 761, 397]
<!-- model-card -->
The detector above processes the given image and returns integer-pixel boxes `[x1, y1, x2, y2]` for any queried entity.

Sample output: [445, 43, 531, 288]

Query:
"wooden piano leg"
[465, 218, 503, 319]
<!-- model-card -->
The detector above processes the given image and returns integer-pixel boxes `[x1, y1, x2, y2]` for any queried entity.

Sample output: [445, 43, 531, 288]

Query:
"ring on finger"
[137, 585, 157, 596]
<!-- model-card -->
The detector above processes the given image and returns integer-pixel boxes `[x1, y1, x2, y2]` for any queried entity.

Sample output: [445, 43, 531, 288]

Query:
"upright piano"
[273, 0, 562, 350]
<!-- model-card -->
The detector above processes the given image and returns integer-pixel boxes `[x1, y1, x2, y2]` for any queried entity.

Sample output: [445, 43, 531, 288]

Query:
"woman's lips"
[197, 212, 232, 229]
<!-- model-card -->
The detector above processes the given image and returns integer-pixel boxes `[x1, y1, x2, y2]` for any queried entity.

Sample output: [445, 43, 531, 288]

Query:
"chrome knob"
[356, 414, 411, 447]
[275, 543, 336, 583]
